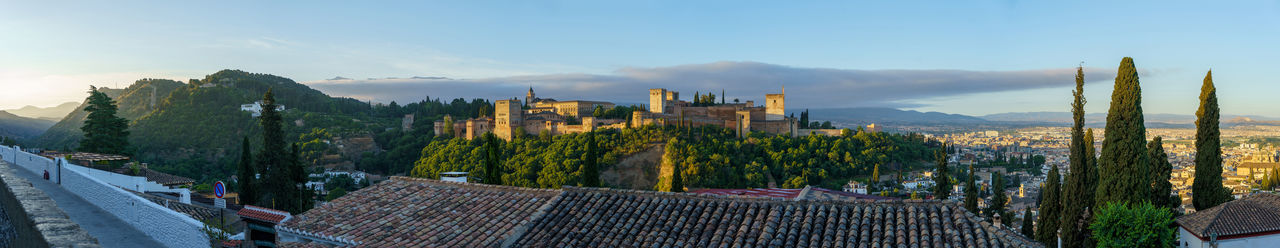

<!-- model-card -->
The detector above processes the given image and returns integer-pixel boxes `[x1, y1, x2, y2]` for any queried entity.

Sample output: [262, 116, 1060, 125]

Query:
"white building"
[843, 181, 867, 194]
[1177, 193, 1280, 248]
[241, 100, 285, 117]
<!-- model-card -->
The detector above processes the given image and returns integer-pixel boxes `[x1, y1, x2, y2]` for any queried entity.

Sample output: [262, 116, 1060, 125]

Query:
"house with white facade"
[240, 100, 285, 117]
[1177, 193, 1280, 248]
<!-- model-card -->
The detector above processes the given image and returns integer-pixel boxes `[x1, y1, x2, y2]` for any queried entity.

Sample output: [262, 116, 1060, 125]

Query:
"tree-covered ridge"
[34, 79, 184, 149]
[409, 124, 938, 191]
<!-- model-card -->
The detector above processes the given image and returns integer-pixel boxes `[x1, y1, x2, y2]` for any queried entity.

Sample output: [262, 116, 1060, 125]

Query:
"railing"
[0, 146, 210, 248]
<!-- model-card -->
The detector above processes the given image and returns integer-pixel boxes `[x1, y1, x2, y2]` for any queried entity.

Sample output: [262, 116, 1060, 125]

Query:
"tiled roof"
[111, 168, 195, 186]
[509, 187, 1039, 248]
[129, 190, 219, 222]
[220, 239, 241, 248]
[279, 176, 561, 247]
[690, 186, 895, 201]
[689, 188, 803, 198]
[238, 205, 291, 224]
[1177, 193, 1280, 239]
[282, 177, 1039, 248]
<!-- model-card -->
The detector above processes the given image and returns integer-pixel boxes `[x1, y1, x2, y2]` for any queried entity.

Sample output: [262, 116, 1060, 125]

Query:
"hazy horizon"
[3, 1, 1278, 116]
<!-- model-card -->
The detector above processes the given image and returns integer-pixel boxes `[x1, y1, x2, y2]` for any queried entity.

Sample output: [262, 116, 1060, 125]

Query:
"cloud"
[305, 61, 1117, 109]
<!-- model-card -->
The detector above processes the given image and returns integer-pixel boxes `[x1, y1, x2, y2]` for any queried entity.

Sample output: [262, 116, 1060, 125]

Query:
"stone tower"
[765, 86, 785, 121]
[649, 88, 667, 114]
[494, 99, 523, 140]
[526, 87, 536, 106]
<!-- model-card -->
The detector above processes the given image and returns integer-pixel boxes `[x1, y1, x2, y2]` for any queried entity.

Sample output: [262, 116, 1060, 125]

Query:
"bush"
[1090, 202, 1176, 248]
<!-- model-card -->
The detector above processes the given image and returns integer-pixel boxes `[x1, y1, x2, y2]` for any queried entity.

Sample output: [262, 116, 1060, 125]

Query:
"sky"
[2, 1, 1278, 117]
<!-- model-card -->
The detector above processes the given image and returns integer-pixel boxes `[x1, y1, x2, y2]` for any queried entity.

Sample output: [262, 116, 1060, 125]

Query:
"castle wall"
[766, 93, 785, 121]
[495, 100, 522, 140]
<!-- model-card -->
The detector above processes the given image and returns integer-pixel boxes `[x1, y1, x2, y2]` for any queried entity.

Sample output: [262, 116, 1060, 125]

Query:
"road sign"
[214, 181, 225, 199]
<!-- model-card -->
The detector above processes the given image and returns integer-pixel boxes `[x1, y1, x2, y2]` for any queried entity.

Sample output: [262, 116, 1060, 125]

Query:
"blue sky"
[2, 1, 1278, 116]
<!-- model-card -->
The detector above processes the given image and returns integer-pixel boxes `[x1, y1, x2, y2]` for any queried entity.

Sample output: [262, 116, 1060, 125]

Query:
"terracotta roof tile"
[238, 205, 290, 224]
[1177, 193, 1280, 239]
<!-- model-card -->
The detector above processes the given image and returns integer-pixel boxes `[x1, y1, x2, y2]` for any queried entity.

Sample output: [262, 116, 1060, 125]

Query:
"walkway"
[4, 161, 165, 248]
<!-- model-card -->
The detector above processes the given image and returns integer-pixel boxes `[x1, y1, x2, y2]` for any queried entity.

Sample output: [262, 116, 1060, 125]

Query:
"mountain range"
[3, 102, 80, 121]
[0, 110, 55, 140]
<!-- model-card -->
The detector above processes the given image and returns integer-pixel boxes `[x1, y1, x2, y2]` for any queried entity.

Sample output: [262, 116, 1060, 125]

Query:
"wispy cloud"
[306, 61, 1117, 109]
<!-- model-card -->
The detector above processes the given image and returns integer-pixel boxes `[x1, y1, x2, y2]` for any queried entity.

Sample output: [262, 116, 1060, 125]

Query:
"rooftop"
[1176, 193, 1280, 240]
[281, 177, 1039, 247]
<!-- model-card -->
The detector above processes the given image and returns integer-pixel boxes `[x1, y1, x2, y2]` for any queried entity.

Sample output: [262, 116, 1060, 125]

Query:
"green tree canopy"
[1096, 57, 1150, 206]
[1036, 165, 1061, 246]
[1193, 70, 1232, 210]
[79, 87, 131, 155]
[1090, 202, 1176, 248]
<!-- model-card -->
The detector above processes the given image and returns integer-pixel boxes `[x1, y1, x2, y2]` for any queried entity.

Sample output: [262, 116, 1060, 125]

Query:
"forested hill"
[0, 110, 54, 140]
[31, 70, 379, 180]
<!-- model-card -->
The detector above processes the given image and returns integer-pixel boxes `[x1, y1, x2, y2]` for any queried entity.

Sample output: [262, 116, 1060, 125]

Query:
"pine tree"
[964, 164, 979, 214]
[579, 132, 600, 187]
[1193, 70, 1232, 210]
[1021, 208, 1035, 238]
[237, 137, 257, 206]
[987, 172, 1007, 218]
[1096, 57, 1150, 206]
[1037, 165, 1062, 246]
[1061, 65, 1096, 248]
[933, 149, 952, 199]
[483, 132, 502, 185]
[1148, 136, 1176, 209]
[79, 87, 131, 155]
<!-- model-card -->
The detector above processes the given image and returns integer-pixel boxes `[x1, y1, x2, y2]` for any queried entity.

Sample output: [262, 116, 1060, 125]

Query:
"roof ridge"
[389, 176, 564, 193]
[1199, 200, 1235, 236]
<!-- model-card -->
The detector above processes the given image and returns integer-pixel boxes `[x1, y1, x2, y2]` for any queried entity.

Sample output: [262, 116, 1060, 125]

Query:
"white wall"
[1180, 226, 1280, 248]
[1, 146, 210, 248]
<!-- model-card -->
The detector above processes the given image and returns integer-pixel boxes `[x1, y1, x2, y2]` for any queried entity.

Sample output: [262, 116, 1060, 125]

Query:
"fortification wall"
[0, 159, 100, 247]
[0, 146, 210, 248]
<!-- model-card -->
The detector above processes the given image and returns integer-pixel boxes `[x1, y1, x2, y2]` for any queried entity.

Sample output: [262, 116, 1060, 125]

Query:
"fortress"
[437, 87, 798, 140]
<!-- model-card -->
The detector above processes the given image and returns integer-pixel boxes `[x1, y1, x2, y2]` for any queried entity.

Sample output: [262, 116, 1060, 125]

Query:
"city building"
[1177, 193, 1280, 248]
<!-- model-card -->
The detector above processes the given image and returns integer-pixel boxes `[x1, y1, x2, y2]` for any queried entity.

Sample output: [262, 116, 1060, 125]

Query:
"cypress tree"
[1021, 207, 1035, 238]
[670, 163, 684, 192]
[964, 164, 979, 214]
[79, 87, 131, 155]
[933, 149, 952, 200]
[257, 89, 288, 208]
[483, 132, 502, 185]
[1036, 165, 1061, 246]
[1193, 70, 1233, 210]
[237, 137, 257, 206]
[987, 172, 1007, 218]
[872, 164, 881, 183]
[579, 132, 600, 187]
[1148, 136, 1176, 209]
[441, 115, 454, 138]
[1095, 57, 1150, 206]
[1061, 66, 1097, 248]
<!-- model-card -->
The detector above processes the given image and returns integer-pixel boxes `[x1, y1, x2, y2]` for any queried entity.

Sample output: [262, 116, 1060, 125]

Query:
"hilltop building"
[439, 87, 801, 141]
[278, 176, 1040, 247]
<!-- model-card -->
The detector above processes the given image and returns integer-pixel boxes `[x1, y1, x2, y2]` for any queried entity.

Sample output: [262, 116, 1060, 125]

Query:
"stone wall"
[0, 146, 210, 248]
[0, 161, 100, 247]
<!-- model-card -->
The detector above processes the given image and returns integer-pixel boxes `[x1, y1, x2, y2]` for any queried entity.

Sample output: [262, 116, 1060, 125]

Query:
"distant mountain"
[0, 110, 55, 140]
[981, 112, 1280, 126]
[4, 102, 80, 121]
[804, 107, 987, 125]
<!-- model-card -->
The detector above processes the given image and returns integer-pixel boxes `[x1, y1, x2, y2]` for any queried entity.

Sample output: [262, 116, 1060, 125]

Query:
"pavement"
[5, 161, 165, 248]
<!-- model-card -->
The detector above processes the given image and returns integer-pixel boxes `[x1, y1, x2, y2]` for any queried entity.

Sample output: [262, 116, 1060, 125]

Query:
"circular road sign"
[214, 181, 226, 199]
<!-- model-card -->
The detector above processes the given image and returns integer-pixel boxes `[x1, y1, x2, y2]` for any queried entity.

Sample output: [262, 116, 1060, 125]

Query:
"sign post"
[214, 181, 227, 209]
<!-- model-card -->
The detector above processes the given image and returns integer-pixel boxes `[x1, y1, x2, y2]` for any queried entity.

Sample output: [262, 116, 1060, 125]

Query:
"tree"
[1147, 137, 1175, 209]
[670, 163, 684, 192]
[483, 132, 502, 185]
[1193, 70, 1232, 211]
[325, 187, 347, 201]
[932, 149, 951, 200]
[987, 171, 1007, 218]
[1096, 57, 1150, 206]
[1021, 208, 1034, 238]
[579, 132, 600, 187]
[1061, 66, 1096, 248]
[1090, 202, 1176, 248]
[1036, 165, 1061, 246]
[441, 115, 454, 138]
[237, 137, 257, 206]
[872, 163, 881, 183]
[257, 89, 290, 209]
[79, 87, 131, 155]
[964, 164, 979, 214]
